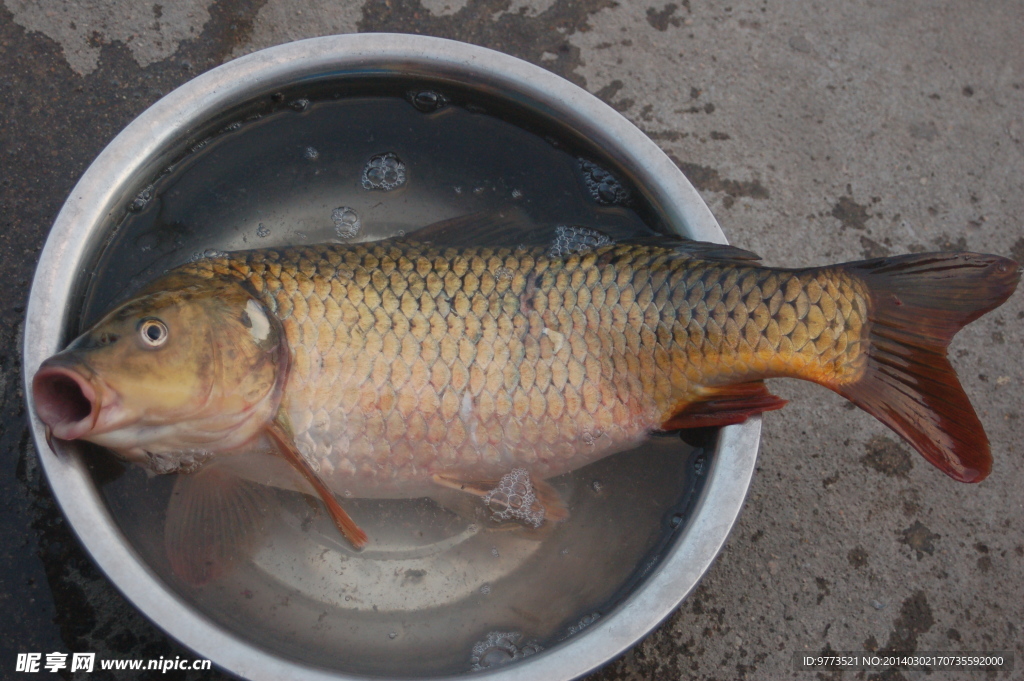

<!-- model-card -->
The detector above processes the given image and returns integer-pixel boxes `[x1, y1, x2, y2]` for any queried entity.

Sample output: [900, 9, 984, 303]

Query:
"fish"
[31, 214, 1020, 584]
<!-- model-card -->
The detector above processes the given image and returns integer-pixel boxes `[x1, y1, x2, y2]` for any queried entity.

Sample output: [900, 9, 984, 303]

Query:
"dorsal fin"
[626, 235, 762, 263]
[666, 238, 762, 263]
[406, 210, 761, 264]
[406, 209, 551, 248]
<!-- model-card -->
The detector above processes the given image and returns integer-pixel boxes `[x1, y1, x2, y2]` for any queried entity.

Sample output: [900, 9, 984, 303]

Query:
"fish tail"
[835, 252, 1019, 482]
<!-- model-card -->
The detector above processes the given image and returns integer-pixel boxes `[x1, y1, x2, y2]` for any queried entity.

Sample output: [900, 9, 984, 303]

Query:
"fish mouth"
[32, 362, 100, 441]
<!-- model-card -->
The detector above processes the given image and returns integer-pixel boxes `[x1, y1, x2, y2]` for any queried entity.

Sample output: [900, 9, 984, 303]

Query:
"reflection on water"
[79, 81, 712, 677]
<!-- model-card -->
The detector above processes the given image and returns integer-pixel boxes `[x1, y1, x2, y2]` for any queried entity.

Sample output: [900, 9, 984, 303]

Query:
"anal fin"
[265, 417, 368, 549]
[661, 381, 788, 430]
[165, 463, 279, 586]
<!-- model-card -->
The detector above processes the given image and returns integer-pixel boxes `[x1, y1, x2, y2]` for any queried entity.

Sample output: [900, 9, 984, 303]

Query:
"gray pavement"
[1, 1, 1021, 679]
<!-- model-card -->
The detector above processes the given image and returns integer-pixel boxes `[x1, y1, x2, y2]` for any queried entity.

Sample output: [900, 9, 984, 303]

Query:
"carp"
[31, 215, 1020, 583]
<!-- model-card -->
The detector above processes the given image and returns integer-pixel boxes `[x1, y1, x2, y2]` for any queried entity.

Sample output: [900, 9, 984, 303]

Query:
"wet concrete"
[1, 0, 1021, 679]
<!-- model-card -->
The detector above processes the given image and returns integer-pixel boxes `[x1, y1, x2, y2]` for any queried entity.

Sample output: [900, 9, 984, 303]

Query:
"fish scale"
[179, 239, 872, 494]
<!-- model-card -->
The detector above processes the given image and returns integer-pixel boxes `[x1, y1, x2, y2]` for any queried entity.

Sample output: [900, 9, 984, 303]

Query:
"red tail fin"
[836, 252, 1019, 482]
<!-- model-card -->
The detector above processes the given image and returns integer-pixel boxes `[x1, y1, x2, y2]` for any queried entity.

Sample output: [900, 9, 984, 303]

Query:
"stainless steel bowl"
[24, 34, 761, 680]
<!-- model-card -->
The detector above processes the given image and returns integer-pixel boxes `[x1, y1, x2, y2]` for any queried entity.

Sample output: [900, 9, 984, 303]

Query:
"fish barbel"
[32, 216, 1020, 583]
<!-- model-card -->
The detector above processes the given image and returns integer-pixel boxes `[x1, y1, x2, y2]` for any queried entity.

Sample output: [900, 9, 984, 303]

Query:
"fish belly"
[185, 241, 872, 494]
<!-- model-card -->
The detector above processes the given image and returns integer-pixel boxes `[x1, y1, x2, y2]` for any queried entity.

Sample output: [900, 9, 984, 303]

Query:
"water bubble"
[186, 249, 226, 263]
[332, 206, 361, 239]
[470, 632, 542, 671]
[221, 121, 242, 133]
[129, 184, 154, 212]
[560, 547, 569, 556]
[473, 186, 485, 195]
[578, 158, 631, 205]
[304, 146, 319, 161]
[388, 631, 398, 639]
[693, 453, 708, 476]
[669, 513, 684, 529]
[484, 468, 544, 528]
[289, 98, 310, 112]
[361, 152, 406, 191]
[548, 225, 613, 258]
[453, 186, 463, 195]
[490, 546, 500, 558]
[407, 89, 448, 113]
[479, 583, 491, 595]
[190, 137, 212, 154]
[271, 92, 284, 103]
[397, 229, 405, 237]
[591, 480, 603, 493]
[465, 102, 487, 114]
[256, 223, 270, 238]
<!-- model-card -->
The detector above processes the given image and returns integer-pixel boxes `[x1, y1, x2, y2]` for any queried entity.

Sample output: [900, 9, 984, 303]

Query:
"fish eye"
[138, 318, 169, 348]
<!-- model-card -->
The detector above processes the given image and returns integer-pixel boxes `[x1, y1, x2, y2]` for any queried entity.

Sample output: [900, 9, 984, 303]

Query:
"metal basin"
[23, 34, 761, 680]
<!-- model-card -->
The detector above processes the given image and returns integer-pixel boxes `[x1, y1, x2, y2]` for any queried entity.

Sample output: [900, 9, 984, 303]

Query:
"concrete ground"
[1, 0, 1021, 679]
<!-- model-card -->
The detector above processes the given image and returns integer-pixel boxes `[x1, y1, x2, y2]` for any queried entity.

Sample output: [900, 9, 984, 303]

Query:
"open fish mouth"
[33, 362, 99, 441]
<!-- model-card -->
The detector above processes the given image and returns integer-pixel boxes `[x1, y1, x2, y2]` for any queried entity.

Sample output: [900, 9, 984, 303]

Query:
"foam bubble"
[578, 158, 631, 205]
[256, 223, 270, 238]
[332, 207, 361, 239]
[566, 613, 600, 636]
[548, 225, 612, 259]
[129, 184, 154, 212]
[304, 146, 319, 161]
[484, 468, 545, 528]
[469, 631, 542, 671]
[362, 152, 407, 191]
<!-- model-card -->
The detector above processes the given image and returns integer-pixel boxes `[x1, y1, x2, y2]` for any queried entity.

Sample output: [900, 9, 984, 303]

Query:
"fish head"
[32, 274, 288, 473]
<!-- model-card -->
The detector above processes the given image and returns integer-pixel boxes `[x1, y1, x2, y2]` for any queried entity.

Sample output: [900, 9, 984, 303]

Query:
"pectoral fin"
[661, 381, 788, 430]
[164, 463, 278, 586]
[265, 417, 368, 549]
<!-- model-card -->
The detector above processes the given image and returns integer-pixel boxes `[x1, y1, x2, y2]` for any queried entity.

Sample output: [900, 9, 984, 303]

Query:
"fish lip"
[32, 360, 101, 441]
